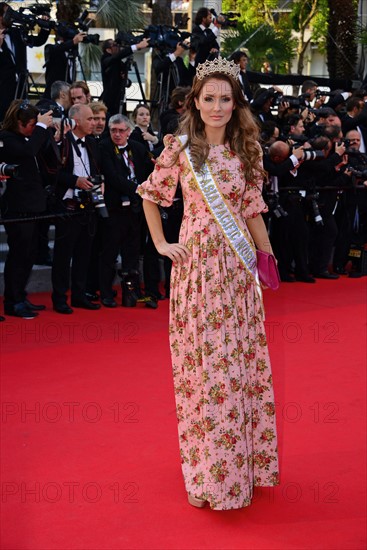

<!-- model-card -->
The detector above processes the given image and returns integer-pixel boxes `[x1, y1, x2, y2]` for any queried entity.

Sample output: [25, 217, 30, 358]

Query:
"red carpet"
[1, 278, 366, 549]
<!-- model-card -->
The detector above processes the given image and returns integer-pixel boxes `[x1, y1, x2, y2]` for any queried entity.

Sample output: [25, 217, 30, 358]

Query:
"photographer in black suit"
[43, 29, 86, 99]
[192, 7, 223, 66]
[99, 115, 153, 307]
[51, 104, 102, 313]
[100, 37, 149, 116]
[0, 2, 50, 121]
[0, 100, 53, 318]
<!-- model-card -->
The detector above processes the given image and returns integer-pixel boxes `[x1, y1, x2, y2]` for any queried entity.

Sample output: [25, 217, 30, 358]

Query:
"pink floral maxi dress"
[138, 136, 279, 510]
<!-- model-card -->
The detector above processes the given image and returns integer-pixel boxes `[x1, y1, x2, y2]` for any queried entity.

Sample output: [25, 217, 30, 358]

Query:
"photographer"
[300, 136, 346, 278]
[264, 140, 314, 282]
[152, 41, 195, 107]
[0, 2, 50, 121]
[192, 7, 223, 66]
[51, 103, 102, 314]
[43, 29, 87, 99]
[333, 130, 367, 273]
[0, 100, 53, 318]
[100, 37, 149, 116]
[99, 115, 154, 308]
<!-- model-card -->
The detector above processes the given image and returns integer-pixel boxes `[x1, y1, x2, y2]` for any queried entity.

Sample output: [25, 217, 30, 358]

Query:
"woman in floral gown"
[138, 59, 279, 510]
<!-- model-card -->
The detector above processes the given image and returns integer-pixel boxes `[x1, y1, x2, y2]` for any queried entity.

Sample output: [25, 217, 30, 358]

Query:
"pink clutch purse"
[256, 250, 281, 290]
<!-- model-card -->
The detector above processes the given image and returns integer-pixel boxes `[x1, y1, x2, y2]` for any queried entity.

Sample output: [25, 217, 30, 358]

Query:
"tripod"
[14, 69, 42, 101]
[150, 59, 180, 130]
[118, 55, 147, 115]
[66, 49, 88, 83]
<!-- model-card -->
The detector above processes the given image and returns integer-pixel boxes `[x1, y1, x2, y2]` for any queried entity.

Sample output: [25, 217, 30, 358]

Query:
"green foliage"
[221, 24, 296, 73]
[95, 0, 145, 31]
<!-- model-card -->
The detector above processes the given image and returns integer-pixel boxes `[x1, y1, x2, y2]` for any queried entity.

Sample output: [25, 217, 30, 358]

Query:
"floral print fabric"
[138, 136, 279, 510]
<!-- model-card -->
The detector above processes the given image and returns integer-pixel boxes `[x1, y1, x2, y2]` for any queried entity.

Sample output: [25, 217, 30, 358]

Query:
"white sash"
[178, 136, 257, 279]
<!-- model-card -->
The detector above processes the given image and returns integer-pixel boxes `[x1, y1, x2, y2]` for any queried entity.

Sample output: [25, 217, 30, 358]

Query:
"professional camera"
[116, 26, 193, 54]
[77, 175, 108, 218]
[306, 192, 323, 226]
[346, 166, 367, 180]
[3, 4, 52, 32]
[210, 9, 239, 28]
[56, 20, 100, 45]
[0, 162, 19, 177]
[38, 106, 76, 130]
[266, 191, 288, 218]
[302, 148, 325, 161]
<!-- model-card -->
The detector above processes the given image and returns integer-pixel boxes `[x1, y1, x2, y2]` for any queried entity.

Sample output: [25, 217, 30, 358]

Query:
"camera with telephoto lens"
[302, 148, 325, 161]
[78, 175, 109, 218]
[38, 106, 76, 130]
[0, 162, 19, 177]
[266, 191, 288, 218]
[307, 192, 323, 226]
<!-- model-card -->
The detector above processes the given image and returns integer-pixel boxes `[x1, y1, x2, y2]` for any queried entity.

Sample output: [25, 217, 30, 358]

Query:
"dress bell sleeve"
[241, 167, 269, 220]
[137, 134, 181, 207]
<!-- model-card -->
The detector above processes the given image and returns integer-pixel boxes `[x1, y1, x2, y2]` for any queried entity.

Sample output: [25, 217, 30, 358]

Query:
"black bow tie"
[119, 146, 129, 152]
[76, 138, 86, 147]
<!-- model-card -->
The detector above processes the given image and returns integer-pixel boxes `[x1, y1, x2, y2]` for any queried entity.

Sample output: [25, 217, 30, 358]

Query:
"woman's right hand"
[37, 110, 53, 127]
[156, 241, 190, 264]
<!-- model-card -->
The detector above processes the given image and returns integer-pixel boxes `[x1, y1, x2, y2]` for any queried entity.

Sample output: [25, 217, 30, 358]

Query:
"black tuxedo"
[43, 40, 78, 98]
[98, 137, 153, 299]
[238, 70, 253, 101]
[191, 25, 220, 66]
[0, 125, 50, 310]
[100, 46, 136, 115]
[51, 133, 102, 306]
[0, 27, 49, 120]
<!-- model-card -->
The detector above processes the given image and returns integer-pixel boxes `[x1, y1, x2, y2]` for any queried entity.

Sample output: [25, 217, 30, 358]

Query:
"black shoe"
[53, 304, 73, 314]
[314, 272, 339, 280]
[71, 299, 101, 310]
[137, 296, 158, 309]
[281, 275, 296, 282]
[85, 292, 99, 301]
[334, 267, 348, 275]
[5, 303, 38, 319]
[295, 275, 316, 283]
[349, 272, 362, 278]
[0, 316, 5, 322]
[24, 299, 46, 311]
[101, 298, 117, 308]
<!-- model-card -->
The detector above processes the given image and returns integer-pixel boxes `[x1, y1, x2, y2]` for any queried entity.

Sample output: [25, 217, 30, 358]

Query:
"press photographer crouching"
[0, 100, 53, 318]
[51, 103, 103, 314]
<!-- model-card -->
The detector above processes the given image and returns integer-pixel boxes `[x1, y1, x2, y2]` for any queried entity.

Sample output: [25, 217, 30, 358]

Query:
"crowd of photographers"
[0, 2, 366, 320]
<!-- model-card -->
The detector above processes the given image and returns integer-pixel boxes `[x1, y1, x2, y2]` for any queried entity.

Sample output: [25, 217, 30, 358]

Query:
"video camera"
[3, 5, 99, 45]
[56, 10, 100, 45]
[3, 4, 51, 32]
[116, 25, 193, 54]
[210, 9, 239, 28]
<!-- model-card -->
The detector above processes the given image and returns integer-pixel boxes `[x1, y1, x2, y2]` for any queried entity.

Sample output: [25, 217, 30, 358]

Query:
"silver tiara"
[196, 57, 240, 81]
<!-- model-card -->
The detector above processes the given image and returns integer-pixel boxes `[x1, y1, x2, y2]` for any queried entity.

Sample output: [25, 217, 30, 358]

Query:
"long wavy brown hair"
[165, 72, 264, 183]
